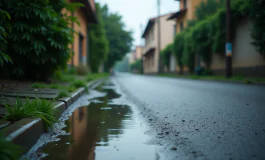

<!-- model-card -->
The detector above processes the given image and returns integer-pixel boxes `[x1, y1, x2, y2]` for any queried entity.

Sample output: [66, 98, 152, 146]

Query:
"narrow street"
[113, 73, 265, 160]
[23, 73, 265, 160]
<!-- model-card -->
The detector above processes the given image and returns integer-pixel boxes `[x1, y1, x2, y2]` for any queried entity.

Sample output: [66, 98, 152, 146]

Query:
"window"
[180, 22, 184, 32]
[183, 0, 187, 9]
[173, 24, 177, 39]
[78, 33, 84, 64]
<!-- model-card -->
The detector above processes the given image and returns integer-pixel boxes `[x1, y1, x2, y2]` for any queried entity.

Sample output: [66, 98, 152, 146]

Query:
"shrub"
[76, 65, 89, 75]
[88, 3, 109, 73]
[53, 69, 63, 81]
[0, 134, 23, 160]
[31, 83, 46, 89]
[66, 67, 76, 75]
[130, 59, 142, 73]
[71, 80, 86, 88]
[0, 0, 82, 80]
[173, 32, 185, 74]
[49, 84, 62, 89]
[160, 44, 172, 70]
[0, 8, 12, 66]
[4, 98, 57, 129]
[67, 86, 76, 92]
[58, 89, 69, 98]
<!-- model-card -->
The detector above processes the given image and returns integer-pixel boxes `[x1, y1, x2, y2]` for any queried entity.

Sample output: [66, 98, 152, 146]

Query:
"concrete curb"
[154, 75, 265, 86]
[2, 78, 105, 152]
[177, 77, 265, 86]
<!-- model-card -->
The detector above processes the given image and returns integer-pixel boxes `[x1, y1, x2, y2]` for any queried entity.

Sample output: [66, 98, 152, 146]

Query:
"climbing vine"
[172, 0, 264, 73]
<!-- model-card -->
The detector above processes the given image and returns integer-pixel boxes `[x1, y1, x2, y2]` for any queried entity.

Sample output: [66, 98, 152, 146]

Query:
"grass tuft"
[58, 90, 69, 98]
[71, 80, 86, 88]
[4, 98, 57, 129]
[31, 83, 46, 89]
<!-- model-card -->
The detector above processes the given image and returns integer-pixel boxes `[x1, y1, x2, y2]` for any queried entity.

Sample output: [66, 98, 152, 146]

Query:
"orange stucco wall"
[176, 0, 204, 34]
[72, 8, 88, 66]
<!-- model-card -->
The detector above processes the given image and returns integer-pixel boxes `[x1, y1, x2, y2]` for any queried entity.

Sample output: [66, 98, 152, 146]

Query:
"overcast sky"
[96, 0, 180, 47]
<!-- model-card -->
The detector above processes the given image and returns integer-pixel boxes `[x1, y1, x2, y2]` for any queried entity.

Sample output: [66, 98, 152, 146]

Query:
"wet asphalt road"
[113, 73, 265, 160]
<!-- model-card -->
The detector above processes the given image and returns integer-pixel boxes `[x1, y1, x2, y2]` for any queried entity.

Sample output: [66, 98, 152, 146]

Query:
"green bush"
[0, 134, 23, 160]
[173, 0, 264, 73]
[88, 3, 109, 73]
[71, 80, 86, 88]
[0, 8, 12, 66]
[31, 83, 46, 89]
[67, 86, 76, 92]
[173, 32, 185, 74]
[160, 44, 172, 70]
[76, 65, 89, 75]
[58, 89, 69, 98]
[183, 32, 195, 73]
[4, 98, 57, 129]
[130, 59, 142, 73]
[0, 0, 82, 80]
[66, 67, 76, 75]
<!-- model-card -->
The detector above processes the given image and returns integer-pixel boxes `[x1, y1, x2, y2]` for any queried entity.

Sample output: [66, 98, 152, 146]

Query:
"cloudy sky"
[96, 0, 180, 46]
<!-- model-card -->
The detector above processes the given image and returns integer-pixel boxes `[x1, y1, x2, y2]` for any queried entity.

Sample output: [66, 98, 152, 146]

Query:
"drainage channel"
[24, 80, 161, 160]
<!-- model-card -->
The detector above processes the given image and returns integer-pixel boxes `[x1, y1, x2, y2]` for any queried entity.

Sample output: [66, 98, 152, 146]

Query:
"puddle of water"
[35, 83, 159, 160]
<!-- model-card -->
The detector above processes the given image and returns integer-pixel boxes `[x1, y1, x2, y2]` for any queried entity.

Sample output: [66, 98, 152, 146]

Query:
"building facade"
[142, 13, 175, 74]
[167, 0, 204, 73]
[66, 0, 97, 67]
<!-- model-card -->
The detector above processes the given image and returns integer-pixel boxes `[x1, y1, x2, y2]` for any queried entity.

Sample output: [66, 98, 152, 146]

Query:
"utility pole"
[157, 0, 163, 73]
[140, 24, 144, 74]
[225, 0, 232, 77]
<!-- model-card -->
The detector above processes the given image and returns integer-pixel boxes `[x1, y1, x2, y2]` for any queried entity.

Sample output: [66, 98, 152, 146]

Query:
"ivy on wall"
[160, 43, 173, 70]
[172, 0, 265, 74]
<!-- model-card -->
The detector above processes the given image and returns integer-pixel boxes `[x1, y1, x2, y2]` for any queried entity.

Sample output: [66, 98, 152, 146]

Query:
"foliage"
[31, 83, 46, 89]
[88, 3, 109, 73]
[76, 64, 89, 75]
[173, 0, 265, 73]
[195, 0, 225, 21]
[173, 32, 185, 74]
[4, 98, 57, 129]
[0, 8, 12, 66]
[65, 67, 76, 75]
[0, 0, 82, 80]
[248, 0, 265, 56]
[183, 32, 195, 73]
[0, 134, 23, 160]
[130, 59, 142, 73]
[71, 80, 86, 88]
[86, 73, 108, 82]
[58, 89, 69, 98]
[99, 5, 133, 71]
[160, 44, 173, 70]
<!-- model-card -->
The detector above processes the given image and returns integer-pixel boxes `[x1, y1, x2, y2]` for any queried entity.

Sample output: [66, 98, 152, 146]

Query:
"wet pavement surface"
[113, 73, 265, 160]
[25, 80, 168, 160]
[25, 73, 265, 160]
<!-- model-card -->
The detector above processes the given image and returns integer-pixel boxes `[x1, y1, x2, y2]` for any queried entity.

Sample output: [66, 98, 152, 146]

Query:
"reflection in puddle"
[37, 82, 159, 160]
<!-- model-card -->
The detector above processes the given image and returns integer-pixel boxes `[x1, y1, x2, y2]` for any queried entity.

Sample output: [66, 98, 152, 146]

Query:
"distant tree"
[99, 5, 133, 71]
[88, 3, 109, 73]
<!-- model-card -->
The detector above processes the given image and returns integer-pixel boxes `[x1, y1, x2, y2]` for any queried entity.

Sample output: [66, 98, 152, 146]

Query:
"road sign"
[226, 43, 232, 57]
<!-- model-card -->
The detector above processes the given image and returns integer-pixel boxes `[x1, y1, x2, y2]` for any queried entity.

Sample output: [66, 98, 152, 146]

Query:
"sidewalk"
[0, 73, 108, 154]
[157, 73, 265, 86]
